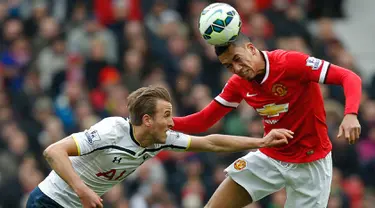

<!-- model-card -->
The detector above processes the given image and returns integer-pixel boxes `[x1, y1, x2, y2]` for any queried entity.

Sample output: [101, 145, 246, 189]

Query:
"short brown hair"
[127, 86, 171, 125]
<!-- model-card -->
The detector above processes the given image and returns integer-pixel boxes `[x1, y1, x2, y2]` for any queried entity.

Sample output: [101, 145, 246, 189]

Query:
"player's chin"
[159, 133, 168, 143]
[246, 74, 256, 81]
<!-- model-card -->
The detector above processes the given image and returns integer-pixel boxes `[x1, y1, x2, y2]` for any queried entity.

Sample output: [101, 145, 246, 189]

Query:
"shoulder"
[266, 49, 288, 63]
[266, 49, 308, 61]
[98, 117, 128, 127]
[266, 50, 310, 69]
[227, 74, 245, 86]
[93, 117, 129, 136]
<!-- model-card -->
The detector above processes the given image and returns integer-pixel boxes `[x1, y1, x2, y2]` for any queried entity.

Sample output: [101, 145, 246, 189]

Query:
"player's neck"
[253, 50, 266, 83]
[132, 125, 155, 148]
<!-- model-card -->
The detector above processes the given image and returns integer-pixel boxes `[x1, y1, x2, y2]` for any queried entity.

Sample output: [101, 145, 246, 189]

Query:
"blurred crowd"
[0, 0, 374, 207]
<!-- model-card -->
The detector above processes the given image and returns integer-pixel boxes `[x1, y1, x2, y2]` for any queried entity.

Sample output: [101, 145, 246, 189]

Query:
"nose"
[232, 63, 242, 74]
[168, 118, 174, 129]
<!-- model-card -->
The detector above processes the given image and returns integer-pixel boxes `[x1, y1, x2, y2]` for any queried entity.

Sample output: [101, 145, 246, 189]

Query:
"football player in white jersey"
[26, 86, 293, 208]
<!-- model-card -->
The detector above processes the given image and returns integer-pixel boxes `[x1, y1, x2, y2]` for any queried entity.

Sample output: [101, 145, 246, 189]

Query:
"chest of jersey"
[88, 148, 155, 181]
[240, 78, 305, 125]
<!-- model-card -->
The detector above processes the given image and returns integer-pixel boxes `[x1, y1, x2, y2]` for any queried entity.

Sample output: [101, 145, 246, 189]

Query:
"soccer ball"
[199, 3, 242, 46]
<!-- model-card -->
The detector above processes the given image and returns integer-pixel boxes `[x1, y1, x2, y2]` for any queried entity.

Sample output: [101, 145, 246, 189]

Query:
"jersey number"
[96, 169, 127, 181]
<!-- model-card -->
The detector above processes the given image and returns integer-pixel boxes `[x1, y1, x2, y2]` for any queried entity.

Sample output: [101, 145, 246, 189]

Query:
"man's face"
[150, 99, 174, 143]
[218, 43, 257, 80]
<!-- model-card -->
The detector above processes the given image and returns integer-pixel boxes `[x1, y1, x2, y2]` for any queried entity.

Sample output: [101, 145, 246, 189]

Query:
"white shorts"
[225, 150, 332, 208]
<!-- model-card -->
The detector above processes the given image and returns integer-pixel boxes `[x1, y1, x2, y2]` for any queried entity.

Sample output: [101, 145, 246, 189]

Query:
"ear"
[142, 114, 153, 127]
[245, 43, 256, 55]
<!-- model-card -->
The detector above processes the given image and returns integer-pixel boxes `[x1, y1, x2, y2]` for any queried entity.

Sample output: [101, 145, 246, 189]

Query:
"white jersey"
[38, 117, 191, 208]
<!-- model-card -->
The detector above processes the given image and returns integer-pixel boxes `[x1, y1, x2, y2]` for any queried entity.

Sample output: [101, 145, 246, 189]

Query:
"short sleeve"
[71, 118, 118, 155]
[283, 51, 331, 83]
[163, 131, 191, 152]
[214, 76, 243, 108]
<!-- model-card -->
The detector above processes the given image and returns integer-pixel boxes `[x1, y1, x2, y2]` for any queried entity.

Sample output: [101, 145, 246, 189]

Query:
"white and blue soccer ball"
[198, 3, 242, 46]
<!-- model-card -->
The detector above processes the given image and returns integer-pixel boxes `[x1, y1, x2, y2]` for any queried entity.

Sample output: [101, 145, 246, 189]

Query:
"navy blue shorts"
[26, 186, 64, 208]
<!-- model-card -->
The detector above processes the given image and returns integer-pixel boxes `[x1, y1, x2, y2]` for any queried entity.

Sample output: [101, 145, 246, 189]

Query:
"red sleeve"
[128, 0, 142, 20]
[284, 51, 362, 115]
[172, 76, 242, 134]
[323, 64, 362, 115]
[172, 101, 232, 133]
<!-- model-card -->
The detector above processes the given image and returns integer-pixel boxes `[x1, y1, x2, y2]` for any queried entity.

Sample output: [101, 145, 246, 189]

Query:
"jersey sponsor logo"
[85, 130, 101, 145]
[234, 159, 246, 170]
[256, 103, 289, 118]
[96, 169, 127, 181]
[306, 57, 322, 70]
[264, 119, 279, 124]
[272, 83, 287, 97]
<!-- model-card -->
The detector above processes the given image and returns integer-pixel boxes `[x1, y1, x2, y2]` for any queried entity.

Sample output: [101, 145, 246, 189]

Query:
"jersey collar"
[260, 51, 270, 84]
[129, 122, 141, 147]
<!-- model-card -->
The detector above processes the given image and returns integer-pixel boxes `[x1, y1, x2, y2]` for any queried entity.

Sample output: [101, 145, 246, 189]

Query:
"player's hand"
[337, 114, 361, 145]
[76, 186, 103, 208]
[261, 129, 294, 147]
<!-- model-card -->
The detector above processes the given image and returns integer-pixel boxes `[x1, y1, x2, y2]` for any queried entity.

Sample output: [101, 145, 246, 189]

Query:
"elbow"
[43, 146, 53, 159]
[355, 73, 362, 85]
[349, 69, 362, 81]
[43, 144, 59, 159]
[350, 70, 362, 84]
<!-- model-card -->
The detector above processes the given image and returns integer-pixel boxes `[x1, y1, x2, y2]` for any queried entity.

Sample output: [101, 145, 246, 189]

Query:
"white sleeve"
[71, 118, 118, 155]
[164, 131, 192, 152]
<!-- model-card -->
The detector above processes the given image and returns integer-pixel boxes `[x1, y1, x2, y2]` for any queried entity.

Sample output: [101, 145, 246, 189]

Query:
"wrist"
[257, 139, 266, 148]
[72, 182, 88, 196]
[344, 113, 358, 117]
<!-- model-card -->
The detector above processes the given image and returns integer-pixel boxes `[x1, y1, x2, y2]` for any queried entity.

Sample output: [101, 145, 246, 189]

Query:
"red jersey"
[173, 49, 361, 163]
[217, 50, 334, 163]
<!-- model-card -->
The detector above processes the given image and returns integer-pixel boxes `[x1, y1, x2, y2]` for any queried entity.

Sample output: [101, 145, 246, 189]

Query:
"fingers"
[337, 126, 343, 139]
[273, 129, 294, 139]
[338, 125, 361, 145]
[270, 137, 288, 147]
[97, 198, 103, 208]
[275, 132, 287, 141]
[349, 128, 357, 145]
[93, 200, 103, 208]
[355, 127, 361, 139]
[268, 132, 288, 147]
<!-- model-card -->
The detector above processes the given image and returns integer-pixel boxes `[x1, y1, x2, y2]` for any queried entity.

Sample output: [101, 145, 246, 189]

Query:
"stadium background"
[0, 0, 374, 207]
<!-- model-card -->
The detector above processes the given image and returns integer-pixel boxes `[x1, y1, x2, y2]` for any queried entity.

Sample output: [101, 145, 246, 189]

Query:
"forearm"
[204, 134, 263, 152]
[43, 148, 86, 193]
[172, 101, 231, 133]
[324, 64, 362, 114]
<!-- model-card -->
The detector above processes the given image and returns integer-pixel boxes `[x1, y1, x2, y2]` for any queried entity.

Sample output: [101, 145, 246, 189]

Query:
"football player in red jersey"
[172, 33, 362, 208]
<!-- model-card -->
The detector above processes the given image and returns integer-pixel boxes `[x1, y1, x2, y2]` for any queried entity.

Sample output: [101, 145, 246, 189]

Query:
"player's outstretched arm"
[43, 137, 104, 208]
[172, 101, 233, 134]
[187, 129, 293, 152]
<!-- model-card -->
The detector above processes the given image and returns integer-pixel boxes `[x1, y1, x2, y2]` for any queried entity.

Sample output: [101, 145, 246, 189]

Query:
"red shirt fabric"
[173, 49, 361, 163]
[94, 0, 142, 26]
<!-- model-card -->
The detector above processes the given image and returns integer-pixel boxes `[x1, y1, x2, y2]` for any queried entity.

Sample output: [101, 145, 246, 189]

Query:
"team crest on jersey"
[85, 130, 101, 145]
[272, 84, 287, 97]
[306, 57, 322, 70]
[234, 159, 246, 170]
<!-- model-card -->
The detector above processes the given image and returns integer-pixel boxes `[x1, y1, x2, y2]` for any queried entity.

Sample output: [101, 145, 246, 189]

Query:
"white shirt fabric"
[38, 117, 191, 208]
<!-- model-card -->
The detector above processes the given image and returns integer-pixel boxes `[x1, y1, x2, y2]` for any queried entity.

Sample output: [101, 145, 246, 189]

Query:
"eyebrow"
[232, 54, 240, 61]
[222, 53, 239, 64]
